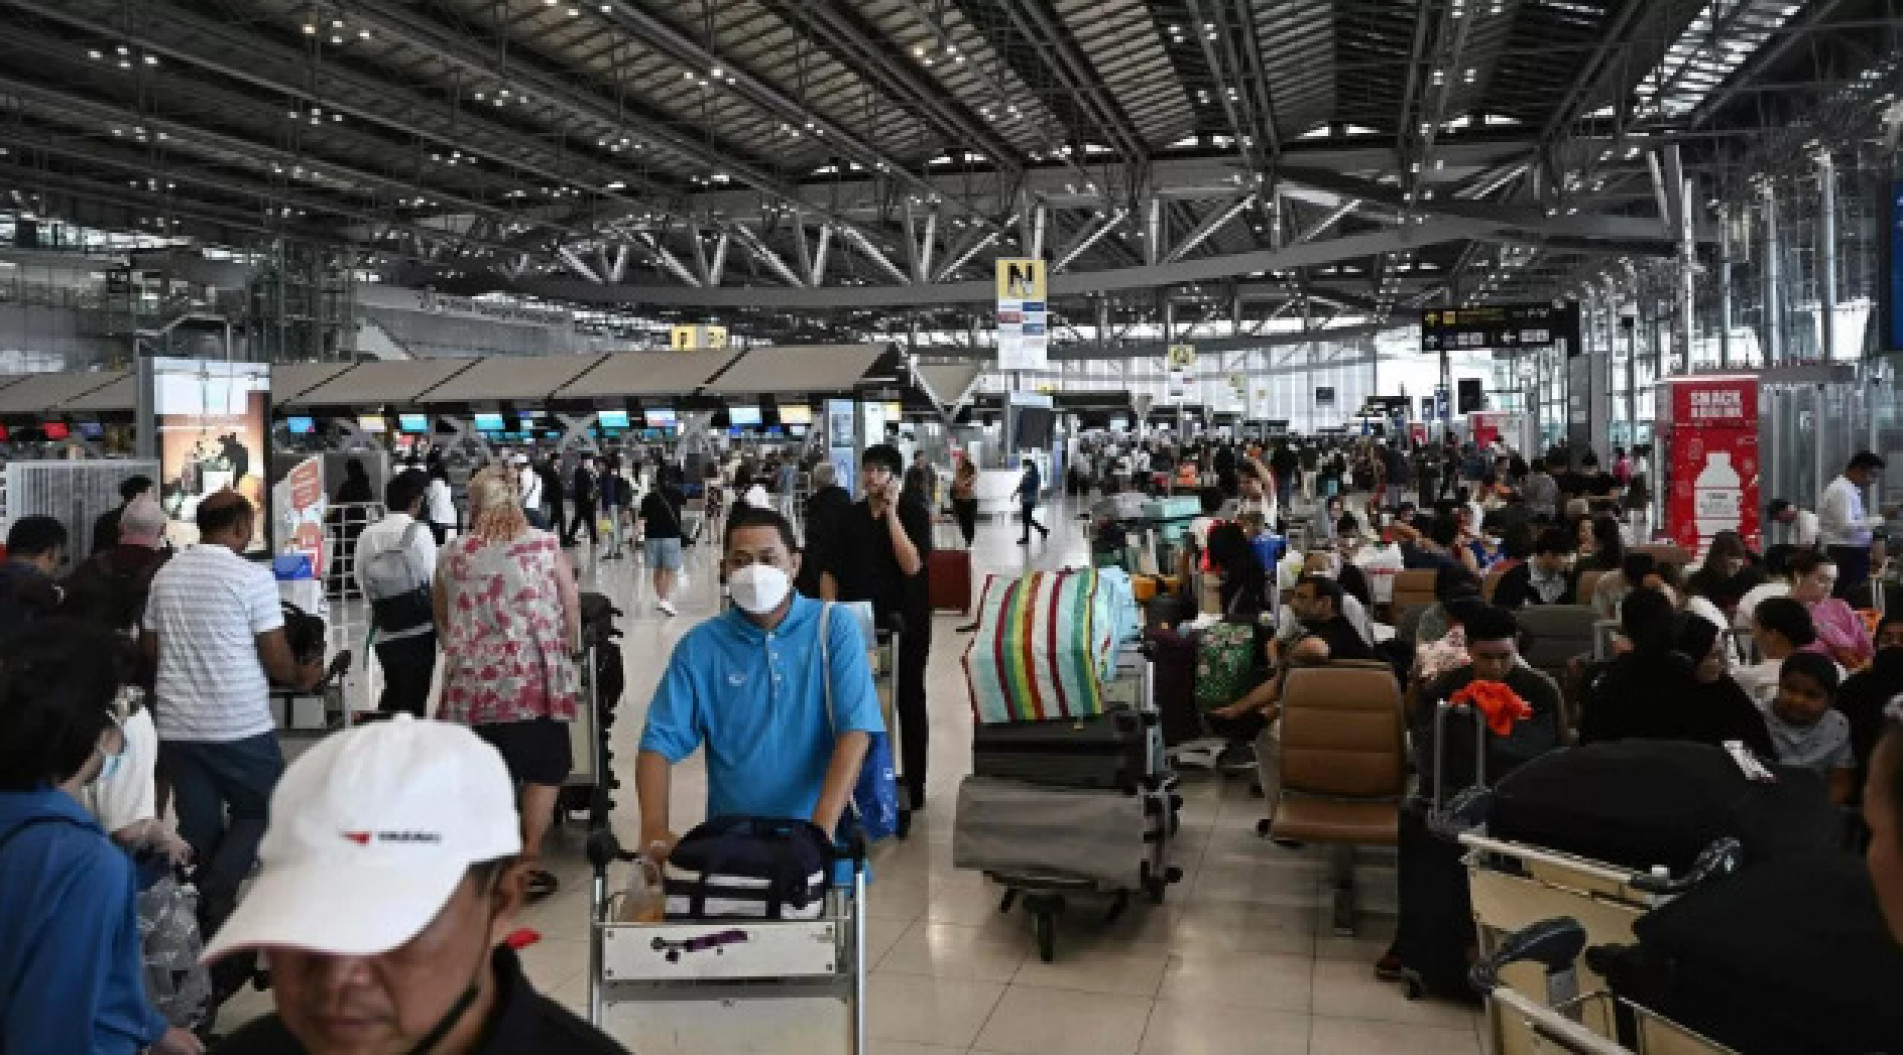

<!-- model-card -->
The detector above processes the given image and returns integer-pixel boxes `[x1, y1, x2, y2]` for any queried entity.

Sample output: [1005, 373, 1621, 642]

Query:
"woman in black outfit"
[1672, 614, 1777, 759]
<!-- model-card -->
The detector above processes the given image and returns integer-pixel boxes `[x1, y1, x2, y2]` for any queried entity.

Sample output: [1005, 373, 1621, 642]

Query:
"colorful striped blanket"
[963, 567, 1131, 725]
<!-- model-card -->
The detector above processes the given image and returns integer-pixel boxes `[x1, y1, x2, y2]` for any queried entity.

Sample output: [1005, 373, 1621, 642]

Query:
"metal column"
[1675, 177, 1696, 373]
[1762, 183, 1784, 365]
[1817, 152, 1839, 362]
[1718, 206, 1734, 369]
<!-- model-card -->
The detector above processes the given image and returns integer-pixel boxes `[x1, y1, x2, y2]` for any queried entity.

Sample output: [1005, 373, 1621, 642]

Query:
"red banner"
[1662, 376, 1761, 557]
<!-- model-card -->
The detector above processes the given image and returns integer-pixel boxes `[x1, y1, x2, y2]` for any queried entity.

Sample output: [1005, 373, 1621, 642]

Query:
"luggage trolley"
[584, 832, 870, 1055]
[982, 646, 1184, 963]
[1471, 918, 1738, 1055]
[1455, 817, 1743, 1055]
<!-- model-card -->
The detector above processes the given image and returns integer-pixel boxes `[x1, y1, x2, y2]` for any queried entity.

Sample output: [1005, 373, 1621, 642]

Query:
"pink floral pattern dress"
[439, 530, 579, 726]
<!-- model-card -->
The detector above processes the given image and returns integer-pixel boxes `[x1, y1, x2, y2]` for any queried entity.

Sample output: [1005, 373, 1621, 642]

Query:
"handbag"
[662, 816, 832, 920]
[820, 603, 903, 841]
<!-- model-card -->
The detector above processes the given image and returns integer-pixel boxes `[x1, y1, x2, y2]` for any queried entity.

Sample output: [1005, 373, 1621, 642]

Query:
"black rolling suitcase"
[1488, 740, 1840, 875]
[1392, 701, 1489, 1002]
[1593, 853, 1903, 1054]
[1143, 628, 1205, 748]
[972, 709, 1159, 792]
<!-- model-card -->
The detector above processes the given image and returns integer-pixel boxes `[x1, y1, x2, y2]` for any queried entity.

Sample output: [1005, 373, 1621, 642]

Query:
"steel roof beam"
[336, 0, 888, 245]
[978, 0, 1150, 165]
[0, 73, 576, 242]
[510, 218, 1479, 308]
[0, 0, 683, 216]
[597, 0, 996, 230]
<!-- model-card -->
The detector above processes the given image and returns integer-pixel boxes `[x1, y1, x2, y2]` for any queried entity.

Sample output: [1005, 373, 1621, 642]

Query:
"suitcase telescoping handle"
[1430, 699, 1488, 812]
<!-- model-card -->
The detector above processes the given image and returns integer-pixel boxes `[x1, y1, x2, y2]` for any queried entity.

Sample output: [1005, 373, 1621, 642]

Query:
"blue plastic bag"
[821, 603, 903, 842]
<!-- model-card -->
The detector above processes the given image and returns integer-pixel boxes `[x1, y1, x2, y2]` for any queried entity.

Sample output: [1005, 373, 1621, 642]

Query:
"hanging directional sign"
[996, 258, 1049, 371]
[1420, 301, 1580, 354]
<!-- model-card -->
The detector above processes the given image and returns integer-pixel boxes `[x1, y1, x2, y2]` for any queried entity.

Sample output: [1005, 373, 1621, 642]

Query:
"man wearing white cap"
[207, 716, 626, 1053]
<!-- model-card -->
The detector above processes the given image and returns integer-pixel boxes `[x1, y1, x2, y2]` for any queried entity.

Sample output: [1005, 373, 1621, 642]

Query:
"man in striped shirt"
[142, 490, 323, 935]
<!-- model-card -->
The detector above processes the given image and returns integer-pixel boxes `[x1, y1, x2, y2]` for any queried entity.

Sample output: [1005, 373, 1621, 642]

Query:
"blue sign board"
[1887, 181, 1903, 352]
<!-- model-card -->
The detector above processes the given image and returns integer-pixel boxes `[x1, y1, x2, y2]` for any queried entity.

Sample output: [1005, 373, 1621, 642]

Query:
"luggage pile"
[1436, 735, 1903, 1052]
[955, 568, 1184, 961]
[558, 591, 625, 823]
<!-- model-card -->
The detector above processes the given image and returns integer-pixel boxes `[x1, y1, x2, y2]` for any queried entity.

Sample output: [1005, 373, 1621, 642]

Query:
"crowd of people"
[6, 423, 1903, 1050]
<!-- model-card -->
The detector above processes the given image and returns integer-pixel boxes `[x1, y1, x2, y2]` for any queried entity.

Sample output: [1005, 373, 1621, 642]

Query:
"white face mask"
[729, 563, 792, 615]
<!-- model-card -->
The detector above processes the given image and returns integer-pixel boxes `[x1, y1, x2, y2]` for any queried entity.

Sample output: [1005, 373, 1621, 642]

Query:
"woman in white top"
[423, 462, 458, 546]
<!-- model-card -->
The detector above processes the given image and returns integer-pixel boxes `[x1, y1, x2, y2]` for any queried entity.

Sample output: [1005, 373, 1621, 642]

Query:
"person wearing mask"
[1735, 596, 1830, 705]
[1763, 652, 1855, 804]
[354, 470, 440, 718]
[822, 444, 932, 809]
[1493, 527, 1577, 609]
[143, 491, 324, 941]
[1767, 498, 1821, 549]
[424, 461, 459, 546]
[1787, 548, 1875, 671]
[638, 508, 880, 858]
[1837, 614, 1903, 804]
[434, 467, 581, 900]
[638, 466, 687, 616]
[0, 515, 69, 642]
[563, 455, 601, 550]
[92, 475, 156, 555]
[203, 717, 627, 1054]
[1014, 457, 1049, 545]
[1819, 451, 1890, 599]
[796, 463, 853, 600]
[0, 620, 204, 1055]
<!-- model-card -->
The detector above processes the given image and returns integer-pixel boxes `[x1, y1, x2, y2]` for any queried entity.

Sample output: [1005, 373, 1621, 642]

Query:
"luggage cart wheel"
[1033, 910, 1056, 963]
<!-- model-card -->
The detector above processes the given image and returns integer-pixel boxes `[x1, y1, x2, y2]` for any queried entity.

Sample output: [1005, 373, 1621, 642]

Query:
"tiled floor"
[220, 496, 1484, 1053]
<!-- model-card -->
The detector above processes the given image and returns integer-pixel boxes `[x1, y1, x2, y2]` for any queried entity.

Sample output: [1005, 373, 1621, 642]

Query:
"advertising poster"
[272, 455, 327, 577]
[146, 359, 271, 552]
[826, 397, 859, 499]
[995, 258, 1049, 371]
[1661, 375, 1761, 556]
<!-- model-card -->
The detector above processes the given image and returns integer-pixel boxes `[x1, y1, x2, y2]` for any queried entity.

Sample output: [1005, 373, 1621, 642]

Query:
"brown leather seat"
[1268, 664, 1408, 934]
[1633, 542, 1691, 568]
[1576, 568, 1608, 604]
[1392, 568, 1438, 624]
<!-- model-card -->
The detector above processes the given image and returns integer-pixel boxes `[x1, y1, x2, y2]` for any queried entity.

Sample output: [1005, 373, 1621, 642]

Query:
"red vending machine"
[1659, 374, 1762, 558]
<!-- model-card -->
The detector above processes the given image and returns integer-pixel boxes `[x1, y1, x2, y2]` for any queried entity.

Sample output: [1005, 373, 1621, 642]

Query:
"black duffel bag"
[1487, 740, 1840, 875]
[1593, 853, 1903, 1054]
[663, 816, 833, 921]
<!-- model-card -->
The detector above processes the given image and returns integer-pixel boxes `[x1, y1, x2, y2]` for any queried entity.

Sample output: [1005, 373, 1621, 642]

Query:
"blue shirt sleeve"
[639, 635, 706, 763]
[3, 838, 160, 1053]
[827, 606, 886, 736]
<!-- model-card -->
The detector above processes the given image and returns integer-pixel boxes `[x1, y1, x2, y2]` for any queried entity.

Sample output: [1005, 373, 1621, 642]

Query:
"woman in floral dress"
[433, 466, 582, 899]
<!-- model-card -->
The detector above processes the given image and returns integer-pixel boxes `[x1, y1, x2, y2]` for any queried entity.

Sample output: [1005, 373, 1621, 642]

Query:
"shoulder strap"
[819, 602, 834, 733]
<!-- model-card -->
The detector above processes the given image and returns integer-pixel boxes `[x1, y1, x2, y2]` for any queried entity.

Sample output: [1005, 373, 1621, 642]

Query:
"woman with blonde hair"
[433, 465, 582, 899]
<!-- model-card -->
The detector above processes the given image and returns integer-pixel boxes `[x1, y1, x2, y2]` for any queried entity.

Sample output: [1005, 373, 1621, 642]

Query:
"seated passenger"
[1668, 613, 1777, 758]
[1837, 614, 1903, 804]
[1491, 526, 1577, 609]
[1763, 651, 1856, 804]
[1579, 589, 1699, 746]
[1409, 563, 1483, 647]
[1736, 596, 1840, 705]
[1591, 551, 1677, 620]
[0, 620, 201, 1055]
[1863, 708, 1903, 945]
[637, 508, 880, 855]
[204, 718, 626, 1053]
[1208, 575, 1374, 734]
[1269, 550, 1374, 652]
[1788, 549, 1875, 672]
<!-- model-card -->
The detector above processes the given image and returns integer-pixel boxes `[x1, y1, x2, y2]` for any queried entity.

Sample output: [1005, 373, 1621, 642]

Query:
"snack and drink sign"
[1661, 375, 1762, 556]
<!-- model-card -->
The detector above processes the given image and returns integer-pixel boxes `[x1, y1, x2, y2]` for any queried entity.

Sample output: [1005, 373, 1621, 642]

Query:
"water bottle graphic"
[1693, 450, 1743, 552]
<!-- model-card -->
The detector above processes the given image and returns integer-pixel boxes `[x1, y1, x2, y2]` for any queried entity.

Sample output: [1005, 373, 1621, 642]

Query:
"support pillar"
[1817, 152, 1839, 362]
[1762, 183, 1784, 366]
[1675, 176, 1696, 374]
[1719, 205, 1734, 369]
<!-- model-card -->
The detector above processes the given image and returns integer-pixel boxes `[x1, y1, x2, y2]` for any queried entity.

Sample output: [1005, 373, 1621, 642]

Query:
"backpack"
[1193, 622, 1257, 711]
[280, 603, 327, 668]
[362, 522, 433, 634]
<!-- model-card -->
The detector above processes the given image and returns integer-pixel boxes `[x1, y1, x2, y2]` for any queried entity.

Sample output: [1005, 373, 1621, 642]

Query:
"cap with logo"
[202, 716, 522, 962]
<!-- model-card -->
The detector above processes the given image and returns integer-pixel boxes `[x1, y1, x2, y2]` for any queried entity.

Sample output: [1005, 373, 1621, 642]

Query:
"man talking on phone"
[821, 443, 933, 810]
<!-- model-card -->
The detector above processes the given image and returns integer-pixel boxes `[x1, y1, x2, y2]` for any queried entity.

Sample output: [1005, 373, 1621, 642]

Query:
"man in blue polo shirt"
[637, 507, 881, 856]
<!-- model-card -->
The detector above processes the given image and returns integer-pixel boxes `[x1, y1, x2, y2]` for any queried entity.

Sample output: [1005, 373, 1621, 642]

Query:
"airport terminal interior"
[4, 0, 1903, 1053]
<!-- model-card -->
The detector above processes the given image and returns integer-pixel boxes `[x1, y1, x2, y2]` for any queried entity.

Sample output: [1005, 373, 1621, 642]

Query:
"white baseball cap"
[202, 716, 522, 962]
